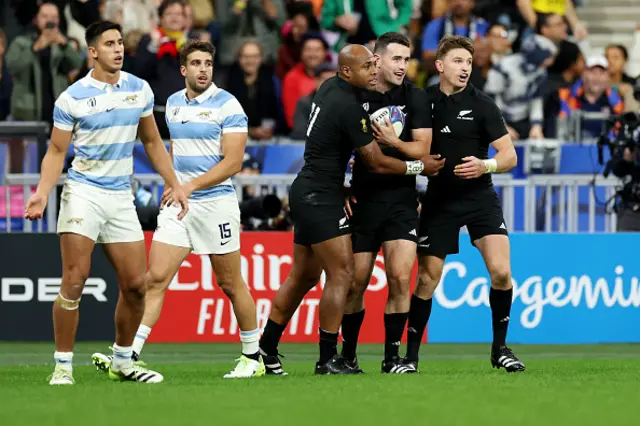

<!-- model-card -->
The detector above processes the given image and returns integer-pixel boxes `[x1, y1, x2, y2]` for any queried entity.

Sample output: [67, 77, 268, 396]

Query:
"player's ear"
[87, 45, 98, 60]
[435, 59, 444, 74]
[180, 65, 187, 78]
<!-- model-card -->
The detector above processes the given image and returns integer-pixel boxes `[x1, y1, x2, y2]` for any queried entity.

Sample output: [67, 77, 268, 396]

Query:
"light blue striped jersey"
[165, 83, 248, 201]
[53, 70, 154, 190]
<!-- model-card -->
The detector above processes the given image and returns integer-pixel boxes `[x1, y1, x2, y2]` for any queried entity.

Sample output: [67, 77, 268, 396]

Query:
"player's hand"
[421, 154, 445, 176]
[344, 194, 357, 219]
[528, 124, 544, 140]
[161, 185, 190, 220]
[454, 156, 486, 179]
[372, 119, 399, 147]
[24, 193, 48, 220]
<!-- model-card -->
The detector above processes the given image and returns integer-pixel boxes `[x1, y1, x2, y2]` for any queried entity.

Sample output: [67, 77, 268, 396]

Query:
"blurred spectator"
[216, 0, 287, 70]
[134, 0, 191, 139]
[558, 55, 624, 141]
[282, 32, 327, 129]
[227, 40, 279, 141]
[290, 62, 335, 139]
[484, 34, 558, 140]
[421, 0, 489, 74]
[516, 0, 587, 41]
[467, 22, 512, 90]
[542, 40, 584, 137]
[102, 0, 159, 35]
[238, 152, 262, 199]
[0, 29, 12, 121]
[605, 44, 637, 98]
[321, 0, 412, 52]
[275, 1, 320, 79]
[11, 0, 101, 36]
[5, 2, 82, 124]
[537, 13, 567, 44]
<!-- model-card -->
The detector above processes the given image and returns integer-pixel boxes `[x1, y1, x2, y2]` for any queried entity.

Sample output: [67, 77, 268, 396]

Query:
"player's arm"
[182, 98, 248, 194]
[138, 85, 181, 190]
[36, 128, 72, 198]
[454, 100, 517, 179]
[372, 89, 433, 160]
[36, 95, 74, 197]
[345, 104, 424, 175]
[25, 94, 74, 219]
[139, 114, 182, 189]
[183, 132, 247, 194]
[138, 85, 189, 218]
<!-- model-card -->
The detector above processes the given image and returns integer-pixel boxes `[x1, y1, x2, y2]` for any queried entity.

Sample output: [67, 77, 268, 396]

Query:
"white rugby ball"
[370, 106, 406, 137]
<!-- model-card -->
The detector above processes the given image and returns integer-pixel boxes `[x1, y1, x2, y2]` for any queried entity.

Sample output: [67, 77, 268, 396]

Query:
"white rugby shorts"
[152, 196, 241, 255]
[57, 180, 144, 243]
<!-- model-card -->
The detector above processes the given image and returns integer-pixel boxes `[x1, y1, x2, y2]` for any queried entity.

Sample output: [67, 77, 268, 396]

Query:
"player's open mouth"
[197, 76, 208, 83]
[394, 72, 405, 78]
[114, 56, 122, 63]
[459, 73, 469, 82]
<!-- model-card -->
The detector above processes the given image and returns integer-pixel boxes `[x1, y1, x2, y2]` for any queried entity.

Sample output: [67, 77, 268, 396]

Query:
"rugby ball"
[370, 106, 406, 137]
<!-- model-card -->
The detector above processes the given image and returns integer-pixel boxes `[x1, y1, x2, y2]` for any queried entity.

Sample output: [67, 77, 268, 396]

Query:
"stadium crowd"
[1, 0, 640, 230]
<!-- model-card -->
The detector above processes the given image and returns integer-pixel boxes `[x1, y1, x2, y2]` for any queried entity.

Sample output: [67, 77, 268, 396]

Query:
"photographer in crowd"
[600, 110, 640, 232]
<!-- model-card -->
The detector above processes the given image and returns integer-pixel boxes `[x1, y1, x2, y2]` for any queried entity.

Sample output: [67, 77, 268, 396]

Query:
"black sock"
[243, 351, 261, 361]
[319, 328, 338, 364]
[384, 312, 408, 361]
[259, 319, 286, 356]
[340, 310, 365, 360]
[490, 287, 513, 349]
[405, 295, 432, 361]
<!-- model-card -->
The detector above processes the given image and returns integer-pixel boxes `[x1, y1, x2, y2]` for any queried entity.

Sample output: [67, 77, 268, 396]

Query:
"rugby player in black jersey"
[340, 32, 444, 374]
[379, 36, 525, 373]
[258, 44, 426, 375]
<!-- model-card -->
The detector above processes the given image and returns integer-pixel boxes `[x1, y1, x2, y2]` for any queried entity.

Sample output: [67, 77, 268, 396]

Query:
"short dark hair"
[179, 40, 216, 66]
[374, 32, 410, 54]
[606, 44, 629, 61]
[158, 0, 186, 18]
[85, 21, 122, 46]
[435, 35, 474, 60]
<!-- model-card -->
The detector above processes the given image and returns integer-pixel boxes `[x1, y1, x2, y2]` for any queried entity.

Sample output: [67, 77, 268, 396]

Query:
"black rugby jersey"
[296, 76, 374, 192]
[425, 83, 508, 195]
[351, 80, 430, 201]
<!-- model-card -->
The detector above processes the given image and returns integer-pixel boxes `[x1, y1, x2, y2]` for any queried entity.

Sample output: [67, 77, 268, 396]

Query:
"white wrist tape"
[405, 160, 424, 175]
[483, 159, 498, 174]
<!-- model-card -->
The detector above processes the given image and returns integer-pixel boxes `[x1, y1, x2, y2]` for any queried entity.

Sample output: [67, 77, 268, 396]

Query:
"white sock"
[240, 328, 260, 356]
[54, 351, 73, 369]
[112, 344, 133, 370]
[132, 324, 152, 356]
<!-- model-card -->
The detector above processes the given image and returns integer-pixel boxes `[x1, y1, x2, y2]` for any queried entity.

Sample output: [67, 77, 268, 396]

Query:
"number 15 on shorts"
[219, 222, 231, 239]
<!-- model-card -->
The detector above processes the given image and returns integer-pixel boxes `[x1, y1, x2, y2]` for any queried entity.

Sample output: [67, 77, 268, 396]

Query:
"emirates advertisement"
[145, 232, 423, 344]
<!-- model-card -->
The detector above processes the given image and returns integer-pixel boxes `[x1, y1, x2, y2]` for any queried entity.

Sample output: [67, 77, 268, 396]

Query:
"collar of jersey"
[437, 83, 472, 104]
[82, 69, 128, 90]
[183, 83, 219, 104]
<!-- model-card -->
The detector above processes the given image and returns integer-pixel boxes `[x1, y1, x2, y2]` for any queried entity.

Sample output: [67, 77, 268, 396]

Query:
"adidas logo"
[409, 229, 417, 236]
[499, 222, 506, 230]
[441, 126, 451, 133]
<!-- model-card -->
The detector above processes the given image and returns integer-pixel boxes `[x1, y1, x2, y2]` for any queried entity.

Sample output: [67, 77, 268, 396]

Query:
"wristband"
[483, 159, 497, 174]
[405, 160, 424, 175]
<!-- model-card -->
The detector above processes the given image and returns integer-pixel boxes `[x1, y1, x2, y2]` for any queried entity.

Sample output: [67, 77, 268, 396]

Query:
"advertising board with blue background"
[429, 233, 640, 344]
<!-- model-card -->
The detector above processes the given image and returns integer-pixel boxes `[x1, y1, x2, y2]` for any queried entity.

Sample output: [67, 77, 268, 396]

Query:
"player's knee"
[387, 273, 411, 303]
[121, 274, 147, 302]
[489, 265, 511, 289]
[217, 276, 244, 300]
[61, 265, 89, 299]
[415, 269, 441, 299]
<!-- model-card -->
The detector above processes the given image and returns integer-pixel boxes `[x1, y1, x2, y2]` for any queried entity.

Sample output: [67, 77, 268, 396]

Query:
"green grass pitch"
[0, 342, 639, 426]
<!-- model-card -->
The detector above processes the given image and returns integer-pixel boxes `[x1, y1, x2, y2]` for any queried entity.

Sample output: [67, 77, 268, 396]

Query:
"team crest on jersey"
[87, 98, 96, 109]
[197, 110, 213, 121]
[362, 102, 369, 112]
[123, 94, 138, 105]
[172, 107, 180, 116]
